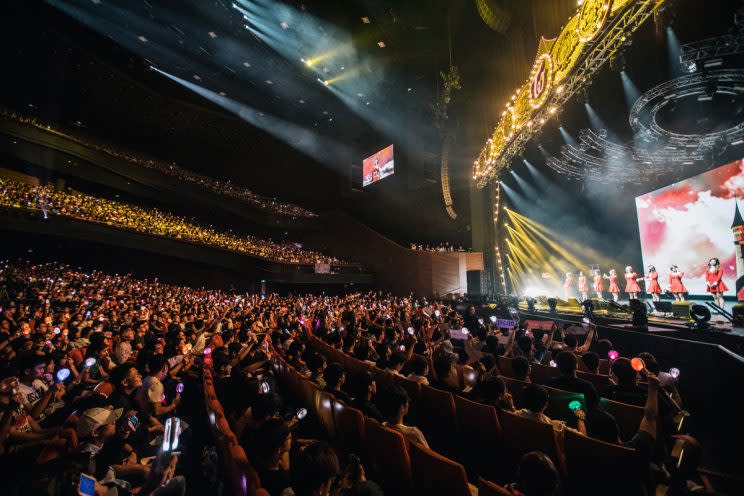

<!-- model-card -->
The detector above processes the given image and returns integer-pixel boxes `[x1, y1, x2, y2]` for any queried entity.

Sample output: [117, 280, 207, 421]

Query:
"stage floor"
[517, 296, 744, 339]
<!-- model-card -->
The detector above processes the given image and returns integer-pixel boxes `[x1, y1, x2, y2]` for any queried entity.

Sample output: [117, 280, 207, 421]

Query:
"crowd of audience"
[0, 107, 317, 219]
[0, 261, 719, 495]
[409, 242, 465, 252]
[0, 178, 344, 265]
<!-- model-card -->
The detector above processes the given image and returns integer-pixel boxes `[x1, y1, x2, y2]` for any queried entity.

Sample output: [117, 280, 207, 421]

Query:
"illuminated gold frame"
[473, 0, 666, 188]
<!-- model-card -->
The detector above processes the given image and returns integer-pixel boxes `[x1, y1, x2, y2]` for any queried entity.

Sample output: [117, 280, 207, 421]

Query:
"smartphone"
[128, 415, 139, 432]
[78, 473, 96, 496]
[162, 417, 182, 452]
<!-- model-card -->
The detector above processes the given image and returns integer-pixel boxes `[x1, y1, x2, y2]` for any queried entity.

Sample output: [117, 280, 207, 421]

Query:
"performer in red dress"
[669, 265, 687, 302]
[593, 269, 604, 299]
[706, 257, 728, 307]
[643, 265, 662, 302]
[603, 269, 620, 302]
[577, 271, 589, 301]
[624, 266, 641, 300]
[564, 272, 575, 300]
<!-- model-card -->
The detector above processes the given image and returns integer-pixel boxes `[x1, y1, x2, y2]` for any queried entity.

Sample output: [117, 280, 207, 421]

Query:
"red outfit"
[645, 272, 662, 294]
[607, 275, 620, 293]
[669, 272, 687, 293]
[578, 275, 588, 293]
[564, 277, 575, 290]
[625, 272, 641, 293]
[705, 269, 728, 293]
[593, 274, 604, 292]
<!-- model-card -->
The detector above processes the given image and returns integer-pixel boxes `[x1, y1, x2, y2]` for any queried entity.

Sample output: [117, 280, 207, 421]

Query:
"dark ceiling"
[3, 0, 736, 248]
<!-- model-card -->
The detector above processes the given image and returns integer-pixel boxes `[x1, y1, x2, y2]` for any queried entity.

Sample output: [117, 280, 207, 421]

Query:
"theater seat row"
[303, 332, 649, 493]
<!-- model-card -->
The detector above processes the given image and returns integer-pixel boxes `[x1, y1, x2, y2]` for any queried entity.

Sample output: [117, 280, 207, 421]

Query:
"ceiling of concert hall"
[0, 0, 740, 245]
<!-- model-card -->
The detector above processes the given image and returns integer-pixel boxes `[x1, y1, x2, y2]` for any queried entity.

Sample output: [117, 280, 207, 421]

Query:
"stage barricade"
[408, 440, 476, 496]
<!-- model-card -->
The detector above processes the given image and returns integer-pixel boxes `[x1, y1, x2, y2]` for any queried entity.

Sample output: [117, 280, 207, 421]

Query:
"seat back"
[408, 440, 472, 496]
[418, 385, 457, 454]
[543, 385, 586, 428]
[365, 418, 412, 494]
[577, 370, 610, 391]
[563, 428, 645, 492]
[530, 363, 561, 385]
[498, 375, 530, 409]
[332, 400, 366, 454]
[498, 410, 560, 471]
[478, 477, 513, 496]
[600, 397, 644, 441]
[316, 391, 337, 439]
[454, 395, 501, 478]
[497, 356, 514, 377]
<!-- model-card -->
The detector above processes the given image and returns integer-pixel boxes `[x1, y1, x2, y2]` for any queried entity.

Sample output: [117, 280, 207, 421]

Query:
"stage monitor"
[635, 158, 744, 296]
[362, 144, 394, 187]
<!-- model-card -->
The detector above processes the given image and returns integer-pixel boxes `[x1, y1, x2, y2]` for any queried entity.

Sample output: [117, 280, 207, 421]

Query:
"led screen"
[635, 159, 744, 296]
[362, 144, 394, 187]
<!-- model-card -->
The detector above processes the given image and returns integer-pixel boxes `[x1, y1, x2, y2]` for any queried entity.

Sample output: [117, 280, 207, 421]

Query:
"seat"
[543, 385, 586, 428]
[577, 370, 610, 391]
[478, 477, 513, 496]
[498, 409, 560, 475]
[600, 398, 644, 441]
[418, 385, 457, 455]
[315, 391, 337, 439]
[497, 356, 514, 377]
[408, 440, 474, 496]
[563, 428, 645, 492]
[365, 418, 412, 495]
[332, 400, 366, 454]
[530, 363, 561, 385]
[498, 375, 530, 408]
[454, 395, 501, 478]
[373, 368, 396, 395]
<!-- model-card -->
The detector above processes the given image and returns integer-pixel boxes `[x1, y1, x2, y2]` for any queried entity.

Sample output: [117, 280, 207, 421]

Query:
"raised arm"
[638, 374, 659, 440]
[576, 324, 596, 354]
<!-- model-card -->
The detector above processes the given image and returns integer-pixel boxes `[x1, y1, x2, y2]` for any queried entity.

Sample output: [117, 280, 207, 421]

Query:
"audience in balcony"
[0, 178, 343, 265]
[0, 107, 318, 219]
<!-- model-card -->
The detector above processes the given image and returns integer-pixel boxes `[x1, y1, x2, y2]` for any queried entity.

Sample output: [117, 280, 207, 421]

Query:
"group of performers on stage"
[563, 258, 728, 306]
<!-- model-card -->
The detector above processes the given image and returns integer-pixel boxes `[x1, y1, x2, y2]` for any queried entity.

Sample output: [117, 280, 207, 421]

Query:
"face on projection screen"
[635, 158, 744, 296]
[362, 145, 394, 187]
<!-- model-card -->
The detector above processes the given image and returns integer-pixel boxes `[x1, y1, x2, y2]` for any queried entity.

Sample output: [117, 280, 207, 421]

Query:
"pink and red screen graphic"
[362, 144, 395, 187]
[635, 158, 744, 295]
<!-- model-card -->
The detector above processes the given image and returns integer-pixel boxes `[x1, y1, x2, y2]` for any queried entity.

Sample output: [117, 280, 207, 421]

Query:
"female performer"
[578, 271, 589, 302]
[603, 269, 620, 302]
[625, 266, 641, 300]
[593, 269, 604, 299]
[669, 265, 687, 302]
[564, 272, 575, 300]
[706, 257, 728, 307]
[643, 265, 662, 302]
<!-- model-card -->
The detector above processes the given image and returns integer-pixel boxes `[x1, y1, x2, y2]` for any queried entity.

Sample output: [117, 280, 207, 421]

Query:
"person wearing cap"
[74, 406, 123, 479]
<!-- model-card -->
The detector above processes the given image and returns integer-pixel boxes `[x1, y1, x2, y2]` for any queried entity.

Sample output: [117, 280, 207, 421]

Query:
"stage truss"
[546, 69, 744, 183]
[473, 0, 667, 188]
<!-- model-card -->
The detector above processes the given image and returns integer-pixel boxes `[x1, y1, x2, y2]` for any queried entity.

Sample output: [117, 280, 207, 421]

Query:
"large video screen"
[635, 159, 744, 296]
[362, 144, 394, 187]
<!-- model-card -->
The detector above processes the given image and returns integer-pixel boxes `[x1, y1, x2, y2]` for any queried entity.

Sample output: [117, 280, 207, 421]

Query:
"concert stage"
[513, 295, 744, 358]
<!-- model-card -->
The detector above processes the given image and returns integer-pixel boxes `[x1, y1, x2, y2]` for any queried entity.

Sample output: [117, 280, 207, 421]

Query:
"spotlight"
[689, 304, 711, 327]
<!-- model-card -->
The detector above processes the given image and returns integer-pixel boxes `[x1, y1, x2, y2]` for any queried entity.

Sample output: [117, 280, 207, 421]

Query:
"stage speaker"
[671, 301, 694, 318]
[466, 270, 482, 296]
[653, 301, 675, 313]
